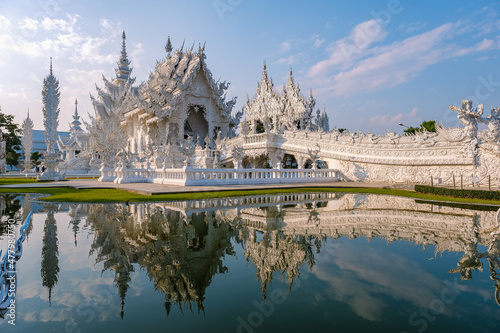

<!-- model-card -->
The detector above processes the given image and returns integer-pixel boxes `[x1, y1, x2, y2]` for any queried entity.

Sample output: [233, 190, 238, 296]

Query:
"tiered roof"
[136, 40, 235, 122]
[92, 32, 236, 125]
[244, 64, 316, 131]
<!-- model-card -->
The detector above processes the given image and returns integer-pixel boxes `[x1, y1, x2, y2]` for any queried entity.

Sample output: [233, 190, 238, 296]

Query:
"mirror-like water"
[1, 192, 499, 333]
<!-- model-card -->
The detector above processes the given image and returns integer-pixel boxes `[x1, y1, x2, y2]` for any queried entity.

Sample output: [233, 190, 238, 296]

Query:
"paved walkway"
[0, 179, 403, 196]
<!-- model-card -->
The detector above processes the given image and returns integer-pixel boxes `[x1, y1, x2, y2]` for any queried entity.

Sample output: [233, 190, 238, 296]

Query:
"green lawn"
[0, 177, 38, 185]
[1, 183, 500, 206]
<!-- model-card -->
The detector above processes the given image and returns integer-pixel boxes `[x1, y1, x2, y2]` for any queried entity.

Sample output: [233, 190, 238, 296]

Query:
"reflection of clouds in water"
[314, 241, 444, 321]
[20, 273, 120, 323]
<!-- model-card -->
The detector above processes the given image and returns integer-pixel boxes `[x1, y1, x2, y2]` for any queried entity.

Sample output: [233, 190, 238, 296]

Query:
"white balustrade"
[102, 166, 339, 186]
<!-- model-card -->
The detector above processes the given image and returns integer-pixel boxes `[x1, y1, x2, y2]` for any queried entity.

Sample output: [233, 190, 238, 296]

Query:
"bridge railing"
[107, 167, 340, 186]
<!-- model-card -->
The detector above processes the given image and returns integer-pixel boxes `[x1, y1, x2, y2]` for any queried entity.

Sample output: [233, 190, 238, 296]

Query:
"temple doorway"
[184, 105, 208, 146]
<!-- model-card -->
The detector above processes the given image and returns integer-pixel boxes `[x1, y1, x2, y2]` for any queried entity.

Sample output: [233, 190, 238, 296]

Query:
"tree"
[31, 151, 43, 166]
[0, 107, 22, 168]
[403, 120, 436, 135]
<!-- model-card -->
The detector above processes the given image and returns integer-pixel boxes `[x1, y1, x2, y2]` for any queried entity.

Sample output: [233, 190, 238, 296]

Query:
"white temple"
[49, 32, 500, 187]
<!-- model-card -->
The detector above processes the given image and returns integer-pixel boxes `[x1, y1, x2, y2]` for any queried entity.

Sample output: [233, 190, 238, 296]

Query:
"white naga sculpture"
[22, 110, 34, 173]
[38, 58, 64, 181]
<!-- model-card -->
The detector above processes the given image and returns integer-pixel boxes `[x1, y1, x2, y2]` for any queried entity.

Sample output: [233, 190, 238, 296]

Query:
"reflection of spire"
[41, 207, 59, 306]
[87, 204, 134, 319]
[243, 228, 317, 299]
[86, 205, 236, 317]
[68, 204, 82, 247]
[117, 268, 131, 319]
[21, 194, 34, 239]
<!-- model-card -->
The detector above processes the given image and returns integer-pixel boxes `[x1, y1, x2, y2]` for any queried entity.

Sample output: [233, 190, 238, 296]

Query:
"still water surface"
[1, 192, 500, 333]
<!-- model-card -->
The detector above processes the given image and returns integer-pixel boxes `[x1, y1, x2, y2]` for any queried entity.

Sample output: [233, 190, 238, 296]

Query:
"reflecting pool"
[1, 192, 500, 332]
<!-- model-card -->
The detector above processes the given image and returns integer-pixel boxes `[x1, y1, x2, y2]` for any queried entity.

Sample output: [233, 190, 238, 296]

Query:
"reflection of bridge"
[157, 192, 339, 216]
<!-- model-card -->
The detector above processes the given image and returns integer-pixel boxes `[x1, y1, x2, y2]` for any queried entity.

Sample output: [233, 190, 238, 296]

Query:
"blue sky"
[1, 0, 500, 133]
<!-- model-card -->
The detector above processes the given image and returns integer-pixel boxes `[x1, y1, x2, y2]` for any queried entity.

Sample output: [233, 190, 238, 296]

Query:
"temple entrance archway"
[184, 105, 208, 146]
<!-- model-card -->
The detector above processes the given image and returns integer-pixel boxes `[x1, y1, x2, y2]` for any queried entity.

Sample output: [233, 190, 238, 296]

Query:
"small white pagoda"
[57, 99, 90, 174]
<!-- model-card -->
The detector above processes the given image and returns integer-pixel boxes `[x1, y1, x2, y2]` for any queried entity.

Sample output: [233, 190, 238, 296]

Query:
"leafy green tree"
[31, 151, 43, 166]
[0, 107, 22, 168]
[420, 120, 436, 132]
[403, 120, 436, 135]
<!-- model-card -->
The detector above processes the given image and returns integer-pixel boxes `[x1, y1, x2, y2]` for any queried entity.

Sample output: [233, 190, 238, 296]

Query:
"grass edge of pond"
[1, 185, 500, 207]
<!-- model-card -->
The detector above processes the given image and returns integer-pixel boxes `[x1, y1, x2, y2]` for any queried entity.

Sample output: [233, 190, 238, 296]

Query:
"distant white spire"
[114, 30, 134, 84]
[70, 99, 82, 132]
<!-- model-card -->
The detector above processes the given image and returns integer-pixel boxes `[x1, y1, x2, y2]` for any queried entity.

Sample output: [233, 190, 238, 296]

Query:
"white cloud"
[314, 242, 444, 322]
[313, 36, 325, 48]
[455, 38, 499, 57]
[0, 15, 122, 66]
[0, 33, 42, 57]
[399, 21, 427, 33]
[280, 41, 291, 52]
[308, 18, 500, 98]
[276, 55, 296, 66]
[309, 19, 388, 77]
[366, 107, 418, 127]
[41, 17, 73, 32]
[0, 15, 11, 31]
[130, 42, 145, 67]
[19, 17, 39, 32]
[314, 23, 458, 96]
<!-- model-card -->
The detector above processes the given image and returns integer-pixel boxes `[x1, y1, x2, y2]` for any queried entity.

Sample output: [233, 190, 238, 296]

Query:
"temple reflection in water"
[45, 192, 500, 315]
[1, 191, 500, 324]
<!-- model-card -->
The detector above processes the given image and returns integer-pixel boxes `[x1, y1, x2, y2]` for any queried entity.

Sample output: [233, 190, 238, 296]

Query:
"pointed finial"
[263, 60, 267, 71]
[27, 108, 30, 118]
[49, 57, 53, 75]
[289, 67, 293, 77]
[165, 35, 173, 53]
[75, 99, 78, 112]
[122, 30, 126, 43]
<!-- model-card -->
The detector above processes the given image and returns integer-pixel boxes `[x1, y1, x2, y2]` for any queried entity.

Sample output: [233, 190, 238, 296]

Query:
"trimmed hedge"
[414, 199, 500, 211]
[415, 185, 500, 201]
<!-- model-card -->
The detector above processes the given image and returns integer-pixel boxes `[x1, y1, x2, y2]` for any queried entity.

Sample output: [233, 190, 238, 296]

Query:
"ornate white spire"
[38, 58, 64, 180]
[42, 57, 60, 156]
[165, 35, 173, 53]
[70, 99, 83, 132]
[261, 61, 269, 86]
[114, 31, 134, 85]
[22, 109, 34, 172]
